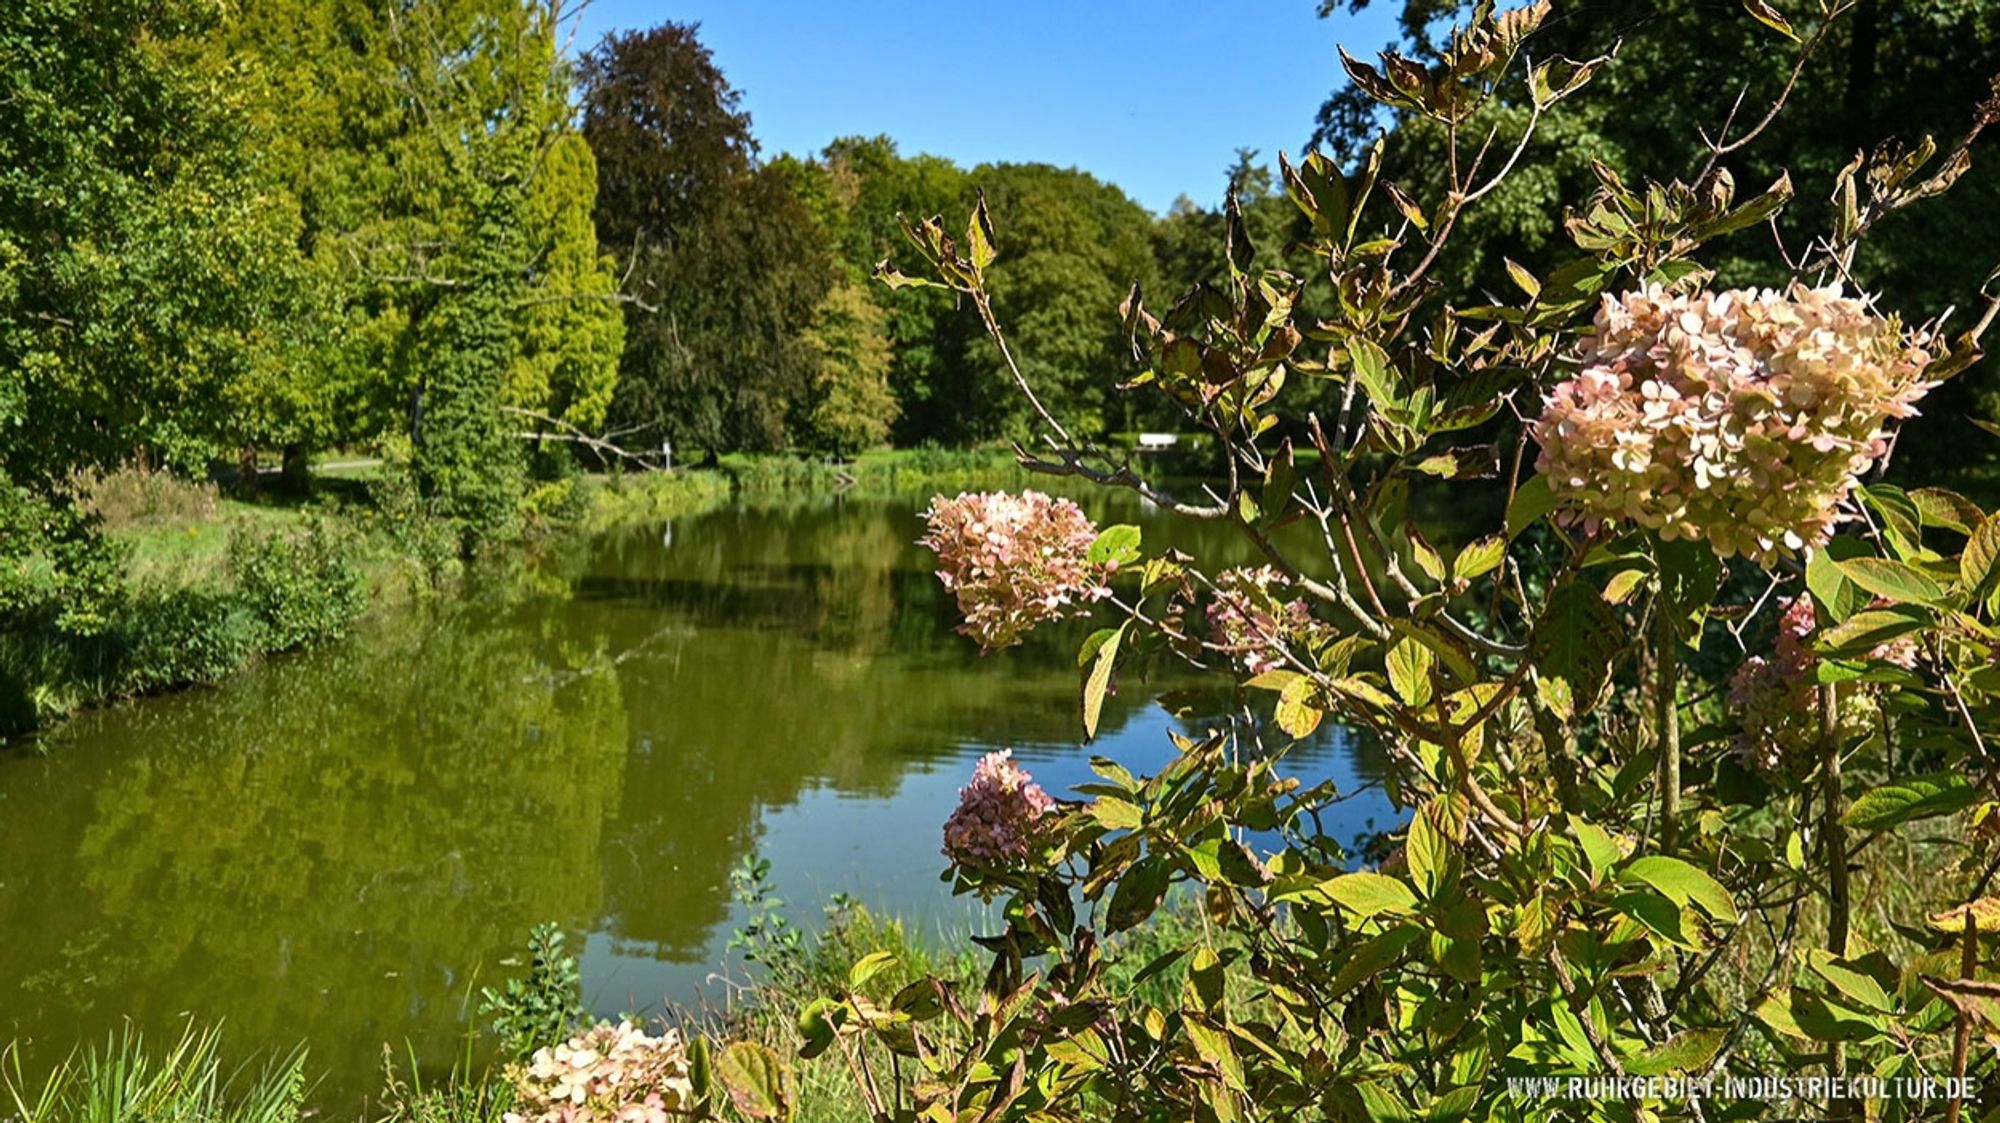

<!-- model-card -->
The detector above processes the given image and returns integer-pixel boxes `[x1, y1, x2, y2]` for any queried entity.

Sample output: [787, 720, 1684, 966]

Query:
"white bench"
[1136, 433, 1179, 451]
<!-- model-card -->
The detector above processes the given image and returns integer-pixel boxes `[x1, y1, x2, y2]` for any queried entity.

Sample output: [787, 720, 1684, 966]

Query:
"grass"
[3, 1023, 310, 1123]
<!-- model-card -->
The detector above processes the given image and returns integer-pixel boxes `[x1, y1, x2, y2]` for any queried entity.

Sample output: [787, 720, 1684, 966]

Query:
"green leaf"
[796, 998, 840, 1060]
[1807, 950, 1894, 1013]
[1106, 857, 1170, 933]
[1322, 872, 1420, 918]
[1356, 1080, 1415, 1123]
[1407, 801, 1450, 900]
[1912, 487, 1985, 535]
[1625, 1028, 1724, 1076]
[1348, 338, 1403, 411]
[1806, 538, 1870, 622]
[1843, 773, 1976, 831]
[1091, 796, 1143, 831]
[717, 1041, 792, 1122]
[1276, 675, 1323, 739]
[1080, 622, 1127, 742]
[1186, 1019, 1245, 1091]
[1816, 606, 1931, 659]
[1836, 557, 1946, 606]
[1451, 534, 1505, 582]
[1405, 523, 1446, 582]
[966, 195, 998, 271]
[1964, 512, 2000, 595]
[1503, 257, 1540, 300]
[1530, 581, 1624, 714]
[1569, 815, 1621, 884]
[848, 950, 896, 989]
[1922, 977, 2000, 1036]
[1387, 636, 1435, 706]
[1086, 524, 1142, 566]
[1505, 474, 1558, 538]
[1655, 536, 1721, 642]
[1329, 925, 1423, 997]
[1623, 855, 1737, 923]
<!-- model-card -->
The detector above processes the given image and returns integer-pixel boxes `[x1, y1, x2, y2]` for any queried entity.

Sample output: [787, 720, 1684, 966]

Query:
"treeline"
[0, 2, 1299, 562]
[9, 0, 1999, 561]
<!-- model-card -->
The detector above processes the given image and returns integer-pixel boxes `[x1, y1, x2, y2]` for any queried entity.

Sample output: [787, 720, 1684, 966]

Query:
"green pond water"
[0, 491, 1396, 1110]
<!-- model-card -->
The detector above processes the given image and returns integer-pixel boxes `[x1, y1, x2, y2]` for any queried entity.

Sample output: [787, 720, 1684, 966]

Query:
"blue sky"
[570, 1, 1403, 215]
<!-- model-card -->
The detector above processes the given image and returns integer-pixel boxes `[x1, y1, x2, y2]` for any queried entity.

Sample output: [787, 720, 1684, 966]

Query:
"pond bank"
[0, 449, 1037, 742]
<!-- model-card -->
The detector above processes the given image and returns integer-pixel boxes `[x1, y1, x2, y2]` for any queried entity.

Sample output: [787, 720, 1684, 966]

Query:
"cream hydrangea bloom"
[1532, 285, 1932, 565]
[919, 490, 1112, 651]
[505, 1021, 695, 1123]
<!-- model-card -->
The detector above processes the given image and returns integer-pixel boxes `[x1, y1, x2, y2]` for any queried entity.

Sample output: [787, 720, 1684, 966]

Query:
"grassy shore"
[0, 449, 1038, 742]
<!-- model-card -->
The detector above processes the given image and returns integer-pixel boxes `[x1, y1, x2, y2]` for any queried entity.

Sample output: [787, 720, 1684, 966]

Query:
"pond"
[0, 490, 1400, 1110]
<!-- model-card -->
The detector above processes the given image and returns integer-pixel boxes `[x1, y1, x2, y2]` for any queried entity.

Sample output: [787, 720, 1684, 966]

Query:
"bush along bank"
[0, 516, 368, 738]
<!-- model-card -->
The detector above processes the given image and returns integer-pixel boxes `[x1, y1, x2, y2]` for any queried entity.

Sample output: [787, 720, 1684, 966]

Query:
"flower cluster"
[1729, 595, 1916, 772]
[919, 490, 1111, 651]
[942, 749, 1057, 871]
[1207, 566, 1319, 675]
[504, 1021, 695, 1123]
[1531, 285, 1932, 564]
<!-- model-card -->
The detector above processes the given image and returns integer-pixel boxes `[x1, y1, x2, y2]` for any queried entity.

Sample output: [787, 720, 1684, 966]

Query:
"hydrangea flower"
[1207, 566, 1319, 675]
[1729, 595, 1916, 772]
[1531, 285, 1932, 565]
[504, 1021, 695, 1123]
[942, 749, 1056, 871]
[919, 491, 1111, 651]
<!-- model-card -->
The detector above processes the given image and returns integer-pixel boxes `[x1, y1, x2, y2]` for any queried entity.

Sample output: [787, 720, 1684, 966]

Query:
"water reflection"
[0, 492, 1395, 1108]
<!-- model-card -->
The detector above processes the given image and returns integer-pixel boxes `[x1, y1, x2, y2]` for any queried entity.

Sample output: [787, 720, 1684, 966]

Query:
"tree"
[220, 0, 624, 540]
[797, 280, 897, 456]
[800, 136, 973, 448]
[514, 132, 627, 435]
[582, 23, 835, 457]
[956, 163, 1161, 441]
[0, 0, 320, 488]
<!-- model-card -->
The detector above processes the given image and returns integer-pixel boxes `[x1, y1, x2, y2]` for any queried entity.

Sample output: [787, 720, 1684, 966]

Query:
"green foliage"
[2, 1022, 308, 1123]
[229, 521, 365, 654]
[479, 924, 587, 1061]
[0, 0, 324, 487]
[727, 855, 807, 985]
[1316, 0, 2000, 480]
[115, 590, 260, 695]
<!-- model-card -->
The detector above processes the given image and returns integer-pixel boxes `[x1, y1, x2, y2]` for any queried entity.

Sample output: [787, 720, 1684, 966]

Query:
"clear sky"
[570, 1, 1403, 216]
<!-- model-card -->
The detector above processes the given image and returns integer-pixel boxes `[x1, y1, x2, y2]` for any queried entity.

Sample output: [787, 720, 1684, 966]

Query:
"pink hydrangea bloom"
[504, 1021, 694, 1123]
[1531, 285, 1932, 565]
[1207, 566, 1319, 675]
[1729, 595, 1915, 772]
[942, 749, 1057, 870]
[919, 490, 1112, 651]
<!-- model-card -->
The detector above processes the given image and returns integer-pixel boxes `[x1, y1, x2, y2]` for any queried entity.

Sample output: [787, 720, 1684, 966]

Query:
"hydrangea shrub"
[795, 4, 2000, 1122]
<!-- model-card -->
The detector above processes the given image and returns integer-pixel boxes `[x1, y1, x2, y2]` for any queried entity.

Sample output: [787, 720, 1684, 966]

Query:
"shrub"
[65, 464, 219, 529]
[116, 588, 260, 694]
[480, 924, 588, 1062]
[229, 521, 365, 653]
[787, 5, 2000, 1121]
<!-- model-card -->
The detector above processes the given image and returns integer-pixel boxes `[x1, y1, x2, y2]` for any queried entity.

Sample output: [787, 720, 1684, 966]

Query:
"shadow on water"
[0, 491, 1399, 1109]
